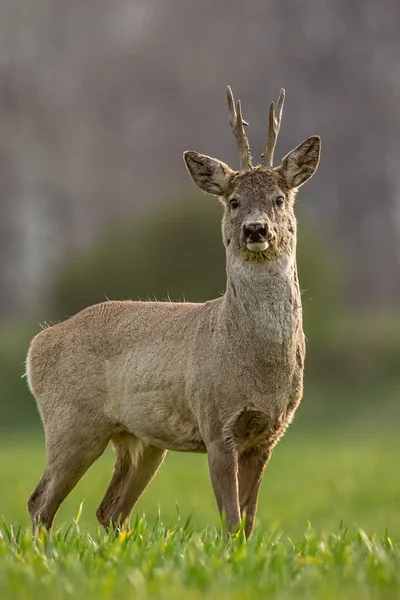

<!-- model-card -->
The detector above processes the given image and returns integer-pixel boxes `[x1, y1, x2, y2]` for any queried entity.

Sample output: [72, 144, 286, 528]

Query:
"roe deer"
[27, 86, 321, 538]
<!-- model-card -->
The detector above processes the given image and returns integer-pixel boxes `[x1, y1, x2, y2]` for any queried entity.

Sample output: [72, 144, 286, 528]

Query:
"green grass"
[1, 429, 399, 599]
[1, 521, 399, 600]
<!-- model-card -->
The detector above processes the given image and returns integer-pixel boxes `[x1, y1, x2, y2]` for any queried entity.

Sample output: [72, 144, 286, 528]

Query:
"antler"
[261, 88, 285, 168]
[227, 86, 252, 170]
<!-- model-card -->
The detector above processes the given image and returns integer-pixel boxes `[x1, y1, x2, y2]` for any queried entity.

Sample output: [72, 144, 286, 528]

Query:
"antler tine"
[261, 88, 286, 168]
[226, 86, 252, 170]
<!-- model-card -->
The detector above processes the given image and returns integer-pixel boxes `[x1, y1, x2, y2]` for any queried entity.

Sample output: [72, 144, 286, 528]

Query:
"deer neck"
[222, 251, 301, 348]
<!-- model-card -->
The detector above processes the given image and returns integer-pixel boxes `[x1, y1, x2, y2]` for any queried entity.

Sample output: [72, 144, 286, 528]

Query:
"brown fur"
[26, 88, 320, 538]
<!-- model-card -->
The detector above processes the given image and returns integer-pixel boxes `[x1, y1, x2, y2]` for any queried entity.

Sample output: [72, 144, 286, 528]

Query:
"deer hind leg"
[28, 421, 110, 532]
[96, 434, 166, 530]
[28, 470, 52, 530]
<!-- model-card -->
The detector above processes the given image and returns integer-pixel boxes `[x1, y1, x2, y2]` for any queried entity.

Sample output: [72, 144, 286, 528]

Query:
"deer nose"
[243, 222, 267, 242]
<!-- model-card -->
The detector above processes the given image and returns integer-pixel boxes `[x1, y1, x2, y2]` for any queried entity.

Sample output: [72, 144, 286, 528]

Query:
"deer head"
[184, 87, 321, 264]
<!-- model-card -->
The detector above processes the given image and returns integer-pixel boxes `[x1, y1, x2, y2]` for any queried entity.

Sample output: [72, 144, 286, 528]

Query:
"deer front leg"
[207, 440, 241, 534]
[238, 444, 271, 538]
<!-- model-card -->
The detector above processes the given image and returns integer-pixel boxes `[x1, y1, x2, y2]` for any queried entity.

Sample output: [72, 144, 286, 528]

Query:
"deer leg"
[238, 444, 271, 538]
[96, 438, 166, 530]
[28, 426, 109, 532]
[28, 470, 51, 531]
[207, 440, 241, 534]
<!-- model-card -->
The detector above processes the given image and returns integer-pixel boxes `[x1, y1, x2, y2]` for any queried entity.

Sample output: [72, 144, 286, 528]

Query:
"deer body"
[27, 87, 320, 537]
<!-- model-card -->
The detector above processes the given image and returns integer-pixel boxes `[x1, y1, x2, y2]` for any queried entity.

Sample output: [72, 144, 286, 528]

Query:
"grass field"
[1, 423, 399, 599]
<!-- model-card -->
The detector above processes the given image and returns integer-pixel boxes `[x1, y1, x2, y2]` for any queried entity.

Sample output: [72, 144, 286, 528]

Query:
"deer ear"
[183, 151, 234, 196]
[278, 136, 321, 189]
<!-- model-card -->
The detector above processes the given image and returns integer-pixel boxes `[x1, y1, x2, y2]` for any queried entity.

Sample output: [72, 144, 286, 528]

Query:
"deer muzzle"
[243, 222, 269, 252]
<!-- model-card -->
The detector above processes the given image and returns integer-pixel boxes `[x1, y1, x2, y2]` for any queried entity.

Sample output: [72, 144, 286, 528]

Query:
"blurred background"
[0, 0, 399, 533]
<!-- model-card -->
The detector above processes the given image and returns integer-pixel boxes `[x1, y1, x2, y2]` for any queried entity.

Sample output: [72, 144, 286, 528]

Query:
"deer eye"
[229, 198, 239, 209]
[275, 195, 285, 207]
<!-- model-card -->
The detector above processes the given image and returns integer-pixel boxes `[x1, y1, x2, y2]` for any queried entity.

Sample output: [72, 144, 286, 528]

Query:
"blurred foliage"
[50, 192, 341, 348]
[51, 194, 226, 312]
[0, 324, 40, 428]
